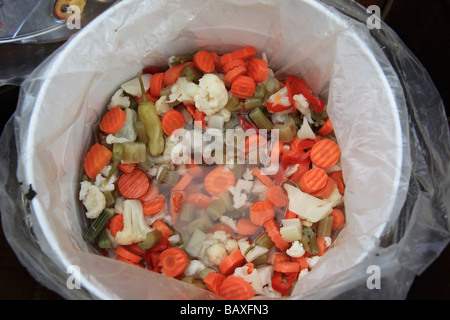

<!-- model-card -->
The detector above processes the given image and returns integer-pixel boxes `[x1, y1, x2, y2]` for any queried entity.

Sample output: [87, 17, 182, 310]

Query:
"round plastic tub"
[11, 0, 420, 299]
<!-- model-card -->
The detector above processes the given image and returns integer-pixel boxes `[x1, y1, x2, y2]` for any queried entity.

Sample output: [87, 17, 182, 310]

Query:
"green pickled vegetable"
[316, 216, 334, 238]
[186, 216, 213, 235]
[82, 208, 114, 242]
[135, 120, 148, 144]
[137, 72, 165, 156]
[137, 230, 163, 250]
[180, 203, 196, 224]
[244, 97, 263, 111]
[273, 116, 297, 143]
[308, 232, 319, 256]
[122, 142, 147, 163]
[114, 108, 137, 141]
[252, 252, 268, 266]
[206, 200, 227, 221]
[264, 77, 280, 99]
[98, 229, 111, 249]
[170, 54, 193, 66]
[181, 65, 203, 83]
[253, 85, 266, 100]
[104, 143, 123, 184]
[254, 231, 274, 249]
[159, 85, 173, 98]
[249, 107, 272, 131]
[103, 190, 115, 208]
[225, 96, 243, 112]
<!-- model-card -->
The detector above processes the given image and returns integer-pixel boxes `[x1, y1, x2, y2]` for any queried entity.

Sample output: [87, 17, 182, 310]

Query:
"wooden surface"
[0, 0, 448, 300]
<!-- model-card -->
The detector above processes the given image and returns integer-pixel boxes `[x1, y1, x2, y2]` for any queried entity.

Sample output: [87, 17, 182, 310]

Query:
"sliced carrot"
[283, 209, 297, 220]
[330, 208, 345, 229]
[116, 246, 143, 264]
[118, 162, 137, 173]
[163, 62, 194, 86]
[118, 169, 150, 199]
[311, 176, 336, 200]
[291, 256, 308, 270]
[329, 170, 345, 194]
[141, 194, 165, 216]
[99, 107, 127, 134]
[193, 50, 215, 73]
[186, 193, 213, 209]
[149, 72, 165, 98]
[158, 247, 189, 277]
[173, 173, 193, 192]
[109, 214, 124, 237]
[252, 167, 275, 187]
[84, 143, 113, 180]
[211, 52, 223, 72]
[218, 275, 254, 300]
[310, 138, 341, 169]
[184, 104, 197, 117]
[203, 166, 236, 197]
[273, 261, 301, 274]
[236, 218, 261, 236]
[161, 109, 185, 136]
[250, 201, 275, 226]
[299, 167, 328, 194]
[218, 249, 246, 276]
[170, 190, 185, 224]
[204, 272, 226, 295]
[222, 59, 246, 73]
[317, 236, 328, 256]
[246, 58, 269, 83]
[231, 75, 256, 99]
[194, 109, 206, 129]
[223, 65, 247, 84]
[125, 243, 146, 256]
[289, 158, 311, 184]
[221, 46, 256, 65]
[269, 252, 291, 265]
[265, 185, 289, 208]
[138, 183, 159, 202]
[152, 219, 174, 237]
[317, 117, 333, 136]
[116, 255, 144, 267]
[263, 219, 290, 251]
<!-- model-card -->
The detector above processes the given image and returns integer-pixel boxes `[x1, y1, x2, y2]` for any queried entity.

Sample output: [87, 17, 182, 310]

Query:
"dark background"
[0, 0, 449, 300]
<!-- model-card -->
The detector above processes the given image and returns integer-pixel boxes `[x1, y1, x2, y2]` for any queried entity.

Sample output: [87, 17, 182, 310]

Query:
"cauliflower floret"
[155, 96, 172, 116]
[325, 186, 343, 208]
[94, 165, 117, 192]
[234, 265, 264, 295]
[115, 199, 152, 246]
[204, 243, 228, 266]
[224, 238, 238, 253]
[228, 179, 253, 209]
[293, 93, 310, 115]
[218, 108, 231, 123]
[220, 215, 238, 233]
[298, 268, 309, 280]
[297, 115, 316, 140]
[184, 260, 206, 277]
[194, 74, 228, 116]
[307, 255, 321, 268]
[286, 240, 306, 258]
[79, 181, 106, 219]
[168, 77, 199, 105]
[109, 88, 131, 109]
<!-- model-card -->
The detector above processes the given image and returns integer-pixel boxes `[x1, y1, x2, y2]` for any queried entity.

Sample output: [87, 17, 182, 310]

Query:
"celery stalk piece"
[82, 208, 114, 242]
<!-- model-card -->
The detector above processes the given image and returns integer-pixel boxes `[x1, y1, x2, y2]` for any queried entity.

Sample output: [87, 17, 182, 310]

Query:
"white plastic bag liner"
[1, 0, 449, 300]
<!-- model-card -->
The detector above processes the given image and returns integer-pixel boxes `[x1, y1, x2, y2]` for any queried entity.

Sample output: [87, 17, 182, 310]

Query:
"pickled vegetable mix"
[79, 47, 346, 299]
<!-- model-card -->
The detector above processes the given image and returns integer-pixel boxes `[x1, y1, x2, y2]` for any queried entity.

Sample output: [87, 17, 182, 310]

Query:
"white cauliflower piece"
[109, 88, 131, 109]
[184, 260, 206, 277]
[224, 238, 238, 253]
[242, 168, 254, 181]
[286, 240, 306, 258]
[297, 116, 316, 140]
[325, 186, 343, 208]
[228, 179, 253, 209]
[168, 77, 199, 105]
[234, 265, 264, 295]
[219, 215, 238, 233]
[194, 74, 228, 116]
[79, 181, 106, 219]
[298, 268, 309, 280]
[94, 165, 117, 192]
[115, 199, 152, 246]
[204, 243, 228, 266]
[213, 230, 229, 243]
[218, 108, 231, 123]
[155, 96, 172, 116]
[307, 255, 321, 268]
[266, 86, 291, 114]
[114, 196, 124, 214]
[293, 93, 310, 115]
